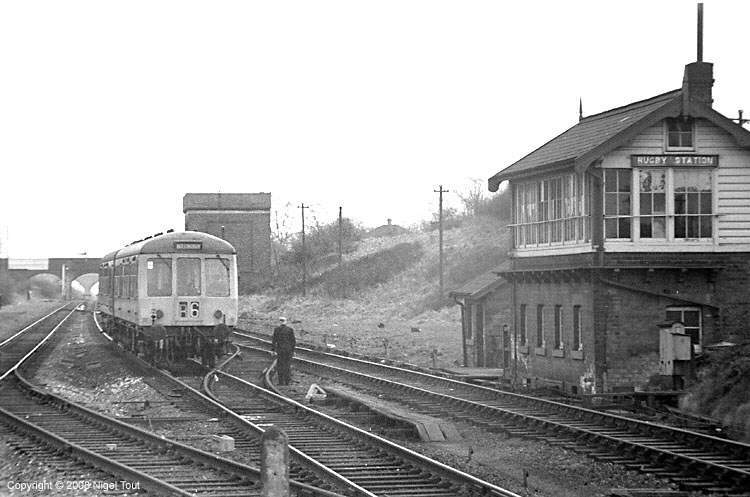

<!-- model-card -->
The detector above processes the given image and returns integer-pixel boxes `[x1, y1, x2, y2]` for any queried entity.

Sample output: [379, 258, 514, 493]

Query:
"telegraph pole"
[434, 185, 449, 297]
[338, 206, 343, 266]
[299, 203, 308, 296]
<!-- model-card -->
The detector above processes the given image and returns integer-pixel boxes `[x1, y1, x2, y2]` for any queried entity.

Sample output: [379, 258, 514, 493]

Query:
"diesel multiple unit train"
[98, 231, 239, 367]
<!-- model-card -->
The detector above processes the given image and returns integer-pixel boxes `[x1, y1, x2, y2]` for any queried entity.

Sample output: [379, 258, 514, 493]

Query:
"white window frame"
[664, 117, 696, 152]
[605, 167, 716, 244]
[665, 306, 702, 351]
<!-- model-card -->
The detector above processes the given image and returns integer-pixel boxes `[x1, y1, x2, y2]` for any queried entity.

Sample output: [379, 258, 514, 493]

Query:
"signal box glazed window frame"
[665, 306, 702, 351]
[665, 117, 695, 151]
[552, 305, 564, 357]
[602, 166, 715, 243]
[512, 172, 590, 249]
[535, 304, 546, 355]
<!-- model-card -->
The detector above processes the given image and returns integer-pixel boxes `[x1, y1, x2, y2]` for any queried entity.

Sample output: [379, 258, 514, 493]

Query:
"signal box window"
[666, 307, 702, 348]
[206, 258, 230, 297]
[604, 169, 632, 239]
[177, 258, 201, 296]
[572, 305, 582, 351]
[674, 170, 712, 239]
[666, 117, 694, 150]
[147, 258, 172, 296]
[519, 304, 527, 346]
[536, 304, 544, 347]
[639, 170, 667, 238]
[553, 305, 563, 349]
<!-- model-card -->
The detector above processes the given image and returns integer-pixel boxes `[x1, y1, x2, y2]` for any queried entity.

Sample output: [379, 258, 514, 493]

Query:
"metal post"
[697, 2, 703, 62]
[338, 206, 343, 266]
[434, 185, 449, 297]
[299, 203, 308, 296]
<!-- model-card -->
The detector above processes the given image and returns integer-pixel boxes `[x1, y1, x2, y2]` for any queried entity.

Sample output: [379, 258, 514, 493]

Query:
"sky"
[1, 0, 748, 258]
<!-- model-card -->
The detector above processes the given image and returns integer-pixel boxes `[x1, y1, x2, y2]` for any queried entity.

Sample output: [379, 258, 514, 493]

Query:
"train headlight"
[151, 309, 164, 320]
[214, 309, 223, 319]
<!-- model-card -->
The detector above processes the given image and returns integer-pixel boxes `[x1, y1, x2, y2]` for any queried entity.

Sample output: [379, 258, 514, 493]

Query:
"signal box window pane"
[206, 258, 231, 297]
[177, 258, 201, 296]
[147, 258, 172, 297]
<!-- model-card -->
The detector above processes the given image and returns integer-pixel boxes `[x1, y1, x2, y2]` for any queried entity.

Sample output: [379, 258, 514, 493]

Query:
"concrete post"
[261, 426, 290, 497]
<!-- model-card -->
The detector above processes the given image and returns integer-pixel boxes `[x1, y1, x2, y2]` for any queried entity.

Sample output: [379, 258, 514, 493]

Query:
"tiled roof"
[448, 262, 509, 299]
[489, 89, 682, 187]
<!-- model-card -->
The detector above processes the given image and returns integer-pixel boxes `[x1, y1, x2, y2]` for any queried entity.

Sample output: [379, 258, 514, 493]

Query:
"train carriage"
[98, 231, 238, 367]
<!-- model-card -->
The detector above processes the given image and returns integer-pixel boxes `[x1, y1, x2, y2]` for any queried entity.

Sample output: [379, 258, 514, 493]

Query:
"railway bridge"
[0, 257, 100, 299]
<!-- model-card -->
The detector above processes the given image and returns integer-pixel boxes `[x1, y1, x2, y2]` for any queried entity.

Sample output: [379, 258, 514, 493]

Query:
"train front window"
[177, 258, 201, 296]
[147, 258, 172, 296]
[206, 257, 230, 297]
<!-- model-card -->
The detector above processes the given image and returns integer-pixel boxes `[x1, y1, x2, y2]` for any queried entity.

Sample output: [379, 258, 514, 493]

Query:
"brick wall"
[492, 251, 750, 393]
[183, 193, 272, 293]
[510, 277, 596, 393]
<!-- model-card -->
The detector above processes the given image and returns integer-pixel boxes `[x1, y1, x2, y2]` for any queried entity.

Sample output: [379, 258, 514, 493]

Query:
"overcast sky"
[1, 0, 748, 258]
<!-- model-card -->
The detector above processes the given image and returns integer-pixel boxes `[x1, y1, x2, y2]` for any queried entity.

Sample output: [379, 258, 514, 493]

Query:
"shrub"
[313, 242, 424, 298]
[683, 343, 750, 441]
[282, 218, 364, 268]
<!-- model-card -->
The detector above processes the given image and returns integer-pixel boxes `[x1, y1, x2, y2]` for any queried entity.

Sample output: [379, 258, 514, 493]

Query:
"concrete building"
[453, 22, 750, 394]
[183, 193, 272, 293]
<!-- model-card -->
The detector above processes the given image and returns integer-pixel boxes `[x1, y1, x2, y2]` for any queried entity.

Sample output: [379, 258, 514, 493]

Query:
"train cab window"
[147, 258, 172, 296]
[205, 258, 230, 297]
[177, 258, 201, 296]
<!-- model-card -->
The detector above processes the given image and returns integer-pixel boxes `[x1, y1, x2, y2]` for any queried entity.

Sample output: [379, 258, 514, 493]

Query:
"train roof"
[101, 231, 236, 262]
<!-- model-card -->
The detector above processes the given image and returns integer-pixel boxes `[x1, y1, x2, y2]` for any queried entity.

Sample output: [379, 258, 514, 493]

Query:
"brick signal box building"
[454, 19, 750, 394]
[184, 193, 272, 293]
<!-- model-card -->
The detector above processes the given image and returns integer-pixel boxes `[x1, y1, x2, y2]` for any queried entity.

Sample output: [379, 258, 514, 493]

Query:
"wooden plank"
[717, 211, 750, 218]
[718, 198, 750, 207]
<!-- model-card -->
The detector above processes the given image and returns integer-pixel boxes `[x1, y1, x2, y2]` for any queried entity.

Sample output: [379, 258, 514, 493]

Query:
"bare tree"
[456, 178, 486, 217]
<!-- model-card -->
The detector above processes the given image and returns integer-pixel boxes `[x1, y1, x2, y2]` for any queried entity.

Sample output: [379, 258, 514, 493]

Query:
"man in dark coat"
[272, 317, 296, 385]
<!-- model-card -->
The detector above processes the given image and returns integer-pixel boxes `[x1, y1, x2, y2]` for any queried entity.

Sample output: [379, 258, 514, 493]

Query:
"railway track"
[91, 311, 385, 496]
[1, 307, 344, 497]
[209, 344, 521, 497]
[233, 330, 750, 495]
[0, 303, 77, 381]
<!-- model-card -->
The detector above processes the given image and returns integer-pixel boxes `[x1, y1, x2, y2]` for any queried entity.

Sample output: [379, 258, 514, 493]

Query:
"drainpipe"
[453, 296, 468, 367]
[511, 274, 518, 389]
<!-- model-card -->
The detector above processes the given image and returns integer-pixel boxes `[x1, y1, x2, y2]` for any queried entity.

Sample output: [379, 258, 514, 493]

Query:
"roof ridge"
[581, 88, 681, 122]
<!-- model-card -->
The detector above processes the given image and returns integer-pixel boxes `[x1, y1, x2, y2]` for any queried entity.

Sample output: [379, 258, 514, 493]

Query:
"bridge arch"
[72, 273, 99, 297]
[26, 273, 63, 299]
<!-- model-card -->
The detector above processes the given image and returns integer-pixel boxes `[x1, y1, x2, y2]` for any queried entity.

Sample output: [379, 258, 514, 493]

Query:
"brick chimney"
[682, 3, 713, 107]
[682, 62, 713, 106]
